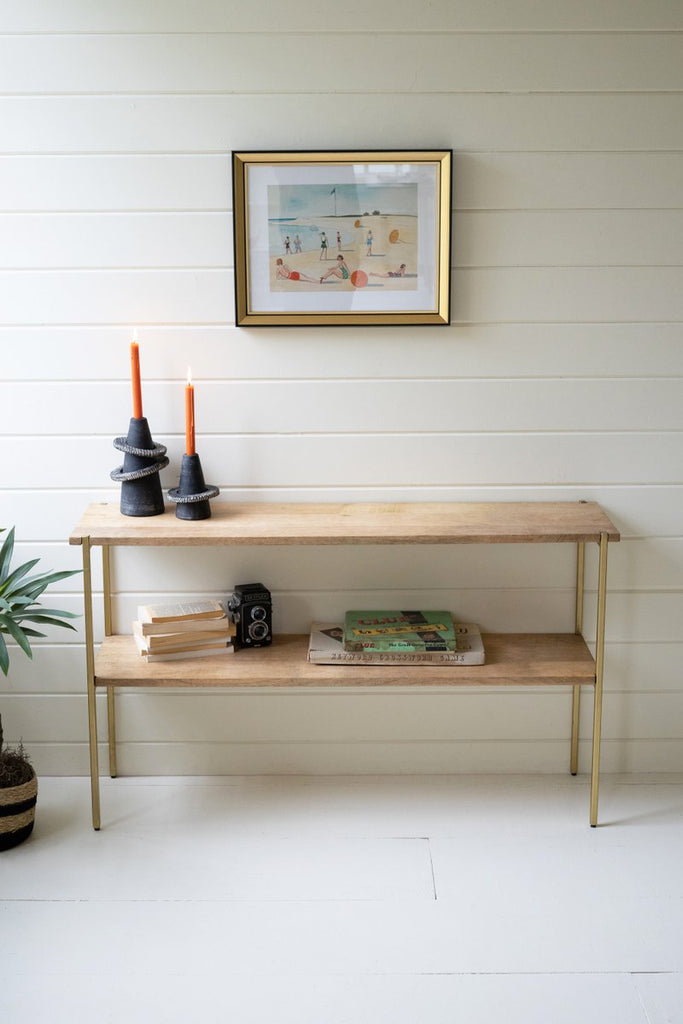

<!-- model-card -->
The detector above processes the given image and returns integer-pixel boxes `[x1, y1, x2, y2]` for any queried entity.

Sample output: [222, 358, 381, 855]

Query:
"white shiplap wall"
[1, 1, 682, 776]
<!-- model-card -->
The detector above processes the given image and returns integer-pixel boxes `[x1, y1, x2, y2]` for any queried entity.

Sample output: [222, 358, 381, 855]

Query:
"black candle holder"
[168, 452, 219, 520]
[111, 417, 169, 517]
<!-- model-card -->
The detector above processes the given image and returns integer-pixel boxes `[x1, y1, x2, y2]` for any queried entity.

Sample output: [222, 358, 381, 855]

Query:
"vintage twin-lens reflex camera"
[227, 582, 272, 648]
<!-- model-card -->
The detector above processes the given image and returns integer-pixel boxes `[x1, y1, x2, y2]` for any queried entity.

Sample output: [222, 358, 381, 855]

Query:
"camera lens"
[248, 620, 269, 641]
[250, 605, 267, 621]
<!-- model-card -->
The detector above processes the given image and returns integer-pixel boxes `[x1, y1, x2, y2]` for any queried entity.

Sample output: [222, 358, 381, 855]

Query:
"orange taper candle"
[185, 368, 195, 456]
[130, 330, 143, 419]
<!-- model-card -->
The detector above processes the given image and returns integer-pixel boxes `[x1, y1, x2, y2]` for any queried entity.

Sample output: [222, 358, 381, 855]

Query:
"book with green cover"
[343, 610, 457, 652]
[309, 622, 485, 665]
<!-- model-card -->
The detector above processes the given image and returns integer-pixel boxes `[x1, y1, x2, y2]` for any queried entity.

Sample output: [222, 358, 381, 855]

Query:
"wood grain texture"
[94, 633, 596, 689]
[70, 501, 620, 547]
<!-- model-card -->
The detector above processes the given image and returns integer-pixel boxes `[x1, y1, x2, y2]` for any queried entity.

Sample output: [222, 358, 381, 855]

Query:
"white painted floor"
[2, 773, 683, 1023]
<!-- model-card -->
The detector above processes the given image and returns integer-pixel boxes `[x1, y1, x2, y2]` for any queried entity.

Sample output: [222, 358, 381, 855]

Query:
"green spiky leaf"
[12, 626, 46, 639]
[4, 568, 80, 601]
[0, 615, 34, 658]
[13, 613, 77, 631]
[0, 527, 15, 584]
[0, 558, 40, 597]
[0, 632, 9, 676]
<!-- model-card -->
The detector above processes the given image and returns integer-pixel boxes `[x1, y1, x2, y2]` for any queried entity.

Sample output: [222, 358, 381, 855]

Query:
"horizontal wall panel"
[0, 692, 573, 744]
[584, 592, 683, 644]
[0, 269, 231, 325]
[457, 153, 683, 211]
[108, 536, 683, 594]
[6, 433, 682, 489]
[2, 34, 682, 95]
[110, 587, 579, 636]
[5, 486, 682, 545]
[585, 538, 683, 591]
[110, 589, 679, 639]
[604, 643, 683, 694]
[0, 213, 233, 269]
[110, 542, 576, 593]
[5, 269, 237, 324]
[454, 211, 683, 268]
[2, 267, 682, 324]
[6, 210, 683, 270]
[108, 588, 683, 639]
[22, 737, 683, 776]
[6, 690, 682, 745]
[3, 325, 683, 382]
[3, 379, 682, 435]
[0, 645, 88, 695]
[3, 153, 683, 214]
[1, 95, 683, 153]
[0, 155, 232, 213]
[5, 0, 683, 33]
[111, 690, 683, 744]
[455, 267, 683, 323]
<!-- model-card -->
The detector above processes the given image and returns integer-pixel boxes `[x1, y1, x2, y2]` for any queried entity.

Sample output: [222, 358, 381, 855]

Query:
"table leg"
[571, 542, 586, 775]
[102, 545, 117, 778]
[82, 536, 101, 830]
[589, 532, 609, 827]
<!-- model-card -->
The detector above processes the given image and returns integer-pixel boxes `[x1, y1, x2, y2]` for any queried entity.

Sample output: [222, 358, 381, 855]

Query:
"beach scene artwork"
[268, 182, 418, 293]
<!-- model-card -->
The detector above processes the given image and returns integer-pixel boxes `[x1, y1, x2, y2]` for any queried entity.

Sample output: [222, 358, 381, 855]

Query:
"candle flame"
[187, 367, 192, 386]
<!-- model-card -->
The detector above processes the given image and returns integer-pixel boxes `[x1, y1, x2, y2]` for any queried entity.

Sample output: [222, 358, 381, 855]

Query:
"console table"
[69, 500, 620, 829]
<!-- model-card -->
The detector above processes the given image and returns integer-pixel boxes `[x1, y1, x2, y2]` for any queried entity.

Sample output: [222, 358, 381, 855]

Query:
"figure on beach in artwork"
[275, 258, 320, 284]
[319, 231, 328, 260]
[370, 264, 407, 278]
[320, 254, 351, 283]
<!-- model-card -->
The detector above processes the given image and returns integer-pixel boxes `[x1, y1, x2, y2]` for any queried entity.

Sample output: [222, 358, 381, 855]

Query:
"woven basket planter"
[0, 771, 37, 851]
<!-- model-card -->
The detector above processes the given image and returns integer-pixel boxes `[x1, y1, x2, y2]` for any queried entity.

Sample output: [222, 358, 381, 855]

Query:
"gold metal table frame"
[70, 501, 619, 830]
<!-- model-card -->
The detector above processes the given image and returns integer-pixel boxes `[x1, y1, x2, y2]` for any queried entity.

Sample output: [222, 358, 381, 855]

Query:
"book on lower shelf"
[135, 611, 234, 638]
[132, 633, 234, 662]
[309, 622, 485, 665]
[343, 610, 459, 652]
[137, 598, 226, 624]
[133, 618, 235, 647]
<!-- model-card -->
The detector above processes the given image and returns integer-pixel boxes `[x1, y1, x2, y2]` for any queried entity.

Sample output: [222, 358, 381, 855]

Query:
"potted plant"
[0, 527, 80, 850]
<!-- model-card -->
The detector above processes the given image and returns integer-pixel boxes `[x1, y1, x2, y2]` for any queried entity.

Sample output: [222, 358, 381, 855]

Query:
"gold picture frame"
[232, 150, 452, 327]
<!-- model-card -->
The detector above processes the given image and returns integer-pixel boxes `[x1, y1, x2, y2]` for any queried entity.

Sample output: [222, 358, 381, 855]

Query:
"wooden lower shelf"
[94, 633, 596, 688]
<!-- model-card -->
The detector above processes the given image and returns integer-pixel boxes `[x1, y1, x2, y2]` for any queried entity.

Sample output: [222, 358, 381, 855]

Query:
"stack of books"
[132, 599, 235, 662]
[308, 610, 485, 665]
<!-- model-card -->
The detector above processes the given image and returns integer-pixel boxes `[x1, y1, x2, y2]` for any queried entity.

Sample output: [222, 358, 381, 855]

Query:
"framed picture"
[232, 150, 452, 327]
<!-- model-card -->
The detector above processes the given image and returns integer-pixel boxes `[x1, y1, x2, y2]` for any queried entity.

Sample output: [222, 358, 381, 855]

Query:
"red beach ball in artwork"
[350, 269, 368, 288]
